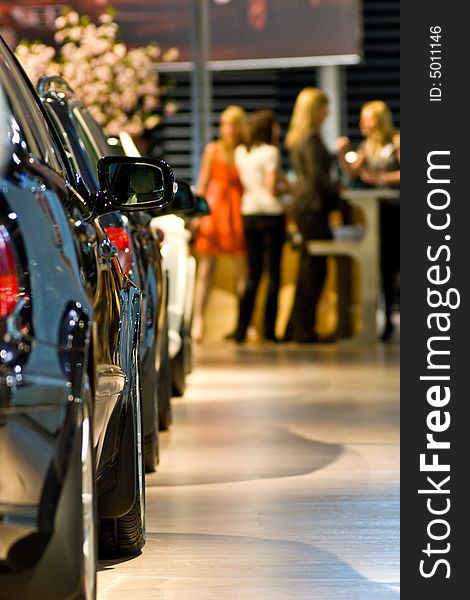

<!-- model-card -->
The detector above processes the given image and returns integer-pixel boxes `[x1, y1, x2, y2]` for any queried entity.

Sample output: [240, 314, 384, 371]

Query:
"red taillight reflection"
[0, 226, 20, 319]
[104, 227, 132, 275]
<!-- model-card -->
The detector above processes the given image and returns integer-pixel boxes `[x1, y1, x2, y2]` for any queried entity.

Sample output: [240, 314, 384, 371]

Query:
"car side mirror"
[96, 156, 175, 214]
[189, 194, 211, 218]
[150, 179, 197, 216]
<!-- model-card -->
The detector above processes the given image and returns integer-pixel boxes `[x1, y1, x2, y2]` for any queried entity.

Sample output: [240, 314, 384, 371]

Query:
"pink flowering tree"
[15, 9, 178, 138]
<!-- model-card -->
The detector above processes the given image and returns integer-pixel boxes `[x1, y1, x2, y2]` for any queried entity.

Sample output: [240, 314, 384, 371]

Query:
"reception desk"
[306, 188, 400, 344]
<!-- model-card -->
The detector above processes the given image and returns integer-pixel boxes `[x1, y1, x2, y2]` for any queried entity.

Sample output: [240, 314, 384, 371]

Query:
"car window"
[75, 106, 111, 156]
[43, 102, 83, 182]
[70, 108, 102, 183]
[0, 38, 64, 174]
[40, 99, 101, 203]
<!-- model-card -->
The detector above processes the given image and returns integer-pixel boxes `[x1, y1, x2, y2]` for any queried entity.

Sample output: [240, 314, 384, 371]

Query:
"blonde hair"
[285, 87, 329, 149]
[219, 105, 248, 148]
[361, 100, 398, 155]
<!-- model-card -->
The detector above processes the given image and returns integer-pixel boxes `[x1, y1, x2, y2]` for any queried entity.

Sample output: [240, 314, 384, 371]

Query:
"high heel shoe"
[264, 334, 280, 343]
[224, 330, 246, 343]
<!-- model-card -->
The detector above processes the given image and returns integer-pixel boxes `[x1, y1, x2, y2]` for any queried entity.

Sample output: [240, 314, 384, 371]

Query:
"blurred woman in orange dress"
[192, 105, 247, 342]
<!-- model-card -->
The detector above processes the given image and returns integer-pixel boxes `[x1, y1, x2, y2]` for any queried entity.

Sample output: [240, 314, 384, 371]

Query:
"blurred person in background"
[336, 100, 400, 342]
[192, 105, 248, 343]
[231, 109, 287, 343]
[282, 87, 340, 344]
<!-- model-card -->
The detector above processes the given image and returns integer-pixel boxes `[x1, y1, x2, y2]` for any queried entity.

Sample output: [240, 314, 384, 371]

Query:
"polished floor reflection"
[98, 341, 400, 599]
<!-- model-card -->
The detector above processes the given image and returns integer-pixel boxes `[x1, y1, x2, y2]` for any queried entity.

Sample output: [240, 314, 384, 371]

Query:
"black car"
[0, 36, 175, 600]
[37, 77, 175, 471]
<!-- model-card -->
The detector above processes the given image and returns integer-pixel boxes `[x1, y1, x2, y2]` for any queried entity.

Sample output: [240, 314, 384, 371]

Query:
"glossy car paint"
[39, 85, 172, 455]
[0, 36, 148, 599]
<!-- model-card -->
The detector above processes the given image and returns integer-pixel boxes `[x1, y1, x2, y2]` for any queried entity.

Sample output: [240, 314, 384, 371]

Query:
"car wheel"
[99, 373, 146, 556]
[171, 347, 185, 397]
[80, 382, 97, 600]
[144, 392, 159, 473]
[171, 323, 190, 397]
[158, 316, 172, 431]
[184, 326, 193, 376]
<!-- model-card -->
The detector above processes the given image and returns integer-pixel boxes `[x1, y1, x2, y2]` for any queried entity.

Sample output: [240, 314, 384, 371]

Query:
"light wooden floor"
[98, 341, 400, 600]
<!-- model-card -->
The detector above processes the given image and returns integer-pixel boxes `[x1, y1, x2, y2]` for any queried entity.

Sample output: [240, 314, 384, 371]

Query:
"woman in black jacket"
[283, 87, 340, 343]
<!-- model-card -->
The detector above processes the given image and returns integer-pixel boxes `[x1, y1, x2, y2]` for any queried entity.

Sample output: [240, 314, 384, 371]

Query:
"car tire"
[171, 347, 185, 398]
[99, 372, 146, 557]
[184, 327, 193, 376]
[144, 398, 159, 473]
[79, 379, 97, 600]
[158, 316, 172, 431]
[171, 323, 191, 397]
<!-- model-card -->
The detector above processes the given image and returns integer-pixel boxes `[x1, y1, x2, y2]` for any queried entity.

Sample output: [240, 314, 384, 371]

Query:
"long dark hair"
[247, 110, 277, 150]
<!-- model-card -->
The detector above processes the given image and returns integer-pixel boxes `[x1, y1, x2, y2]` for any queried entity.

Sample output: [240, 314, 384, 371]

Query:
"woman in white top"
[232, 110, 285, 342]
